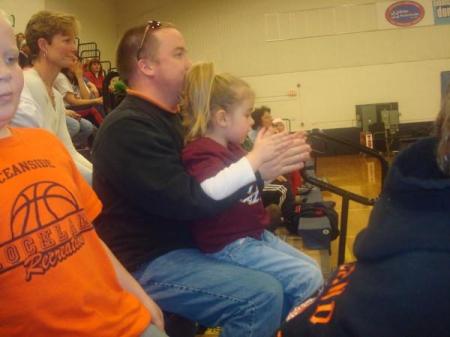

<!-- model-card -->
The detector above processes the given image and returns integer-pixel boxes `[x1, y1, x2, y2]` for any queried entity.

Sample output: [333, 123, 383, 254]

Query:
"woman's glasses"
[137, 20, 161, 59]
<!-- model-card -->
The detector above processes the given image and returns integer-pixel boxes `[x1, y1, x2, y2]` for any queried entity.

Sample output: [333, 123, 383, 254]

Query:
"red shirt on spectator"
[84, 71, 104, 91]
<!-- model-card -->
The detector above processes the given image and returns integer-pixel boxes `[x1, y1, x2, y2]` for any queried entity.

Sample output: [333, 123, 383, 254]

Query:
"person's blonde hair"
[435, 93, 450, 176]
[25, 10, 79, 61]
[182, 62, 254, 142]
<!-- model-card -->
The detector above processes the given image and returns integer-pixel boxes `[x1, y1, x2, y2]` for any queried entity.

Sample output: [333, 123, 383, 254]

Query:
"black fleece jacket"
[92, 94, 246, 271]
[276, 137, 450, 337]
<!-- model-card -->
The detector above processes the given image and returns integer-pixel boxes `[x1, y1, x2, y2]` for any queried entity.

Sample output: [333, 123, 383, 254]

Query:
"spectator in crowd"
[84, 58, 104, 94]
[248, 105, 273, 143]
[92, 20, 311, 337]
[102, 71, 127, 113]
[54, 57, 104, 126]
[270, 118, 304, 209]
[273, 118, 286, 133]
[0, 9, 166, 337]
[243, 107, 300, 233]
[10, 10, 93, 184]
[15, 32, 25, 49]
[18, 43, 31, 69]
[274, 95, 450, 337]
[16, 32, 32, 69]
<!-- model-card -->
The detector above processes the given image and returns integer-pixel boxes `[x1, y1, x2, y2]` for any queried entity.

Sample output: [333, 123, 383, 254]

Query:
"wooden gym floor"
[316, 154, 382, 265]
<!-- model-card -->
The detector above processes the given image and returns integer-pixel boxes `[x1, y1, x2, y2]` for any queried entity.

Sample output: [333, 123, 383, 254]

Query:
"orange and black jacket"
[276, 137, 450, 337]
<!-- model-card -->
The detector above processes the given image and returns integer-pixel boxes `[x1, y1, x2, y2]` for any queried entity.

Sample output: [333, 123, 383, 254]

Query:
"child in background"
[84, 58, 104, 94]
[272, 118, 286, 133]
[181, 63, 323, 314]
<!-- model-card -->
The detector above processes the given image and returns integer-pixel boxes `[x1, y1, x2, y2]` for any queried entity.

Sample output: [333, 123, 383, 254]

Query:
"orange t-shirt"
[0, 128, 150, 337]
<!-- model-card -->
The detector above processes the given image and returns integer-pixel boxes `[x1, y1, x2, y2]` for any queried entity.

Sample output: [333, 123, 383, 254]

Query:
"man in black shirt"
[93, 21, 311, 337]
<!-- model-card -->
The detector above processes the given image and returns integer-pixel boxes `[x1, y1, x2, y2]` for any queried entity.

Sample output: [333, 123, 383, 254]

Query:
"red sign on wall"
[385, 1, 425, 26]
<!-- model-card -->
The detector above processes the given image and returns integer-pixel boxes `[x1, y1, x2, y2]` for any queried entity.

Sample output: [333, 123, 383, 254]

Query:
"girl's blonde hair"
[435, 93, 450, 176]
[182, 62, 254, 141]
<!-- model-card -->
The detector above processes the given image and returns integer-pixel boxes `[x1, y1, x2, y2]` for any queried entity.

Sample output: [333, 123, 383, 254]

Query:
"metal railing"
[303, 129, 389, 264]
[78, 42, 98, 55]
[80, 49, 101, 61]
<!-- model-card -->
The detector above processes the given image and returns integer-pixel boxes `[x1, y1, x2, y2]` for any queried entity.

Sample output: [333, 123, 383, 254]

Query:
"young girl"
[84, 58, 104, 94]
[181, 63, 323, 314]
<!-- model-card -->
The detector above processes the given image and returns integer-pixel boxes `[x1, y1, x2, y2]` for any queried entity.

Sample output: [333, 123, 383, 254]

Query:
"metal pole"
[338, 196, 350, 265]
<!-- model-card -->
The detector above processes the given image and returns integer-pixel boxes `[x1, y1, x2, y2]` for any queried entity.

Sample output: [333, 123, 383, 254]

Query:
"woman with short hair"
[10, 10, 93, 184]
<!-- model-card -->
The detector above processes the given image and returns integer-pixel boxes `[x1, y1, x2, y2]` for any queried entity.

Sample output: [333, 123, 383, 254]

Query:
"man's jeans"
[133, 249, 284, 337]
[209, 230, 323, 312]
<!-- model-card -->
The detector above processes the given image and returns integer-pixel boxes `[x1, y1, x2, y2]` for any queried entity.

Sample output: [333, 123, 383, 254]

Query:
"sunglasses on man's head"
[137, 20, 162, 60]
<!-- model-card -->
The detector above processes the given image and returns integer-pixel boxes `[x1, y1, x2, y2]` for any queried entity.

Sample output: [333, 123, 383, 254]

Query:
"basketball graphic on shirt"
[10, 181, 80, 239]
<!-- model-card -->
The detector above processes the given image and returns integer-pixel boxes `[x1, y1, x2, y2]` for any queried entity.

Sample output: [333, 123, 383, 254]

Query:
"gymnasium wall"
[1, 0, 117, 63]
[0, 0, 45, 32]
[116, 0, 450, 130]
[45, 0, 117, 63]
[3, 0, 450, 131]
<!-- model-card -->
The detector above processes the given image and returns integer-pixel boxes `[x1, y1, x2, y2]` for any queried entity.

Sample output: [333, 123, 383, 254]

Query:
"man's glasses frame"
[136, 20, 162, 60]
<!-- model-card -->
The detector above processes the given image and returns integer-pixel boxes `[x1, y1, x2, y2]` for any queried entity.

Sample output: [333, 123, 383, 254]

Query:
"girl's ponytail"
[182, 62, 254, 142]
[182, 62, 216, 142]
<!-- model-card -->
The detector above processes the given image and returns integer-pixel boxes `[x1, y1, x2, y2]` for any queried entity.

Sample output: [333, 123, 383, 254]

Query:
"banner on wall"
[376, 0, 434, 29]
[433, 0, 450, 24]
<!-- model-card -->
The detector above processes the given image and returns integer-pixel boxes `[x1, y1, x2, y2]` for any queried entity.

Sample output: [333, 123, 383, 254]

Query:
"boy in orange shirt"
[0, 11, 165, 337]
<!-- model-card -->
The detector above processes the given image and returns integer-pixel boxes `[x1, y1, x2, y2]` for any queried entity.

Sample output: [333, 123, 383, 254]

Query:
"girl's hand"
[246, 128, 291, 171]
[259, 135, 311, 181]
